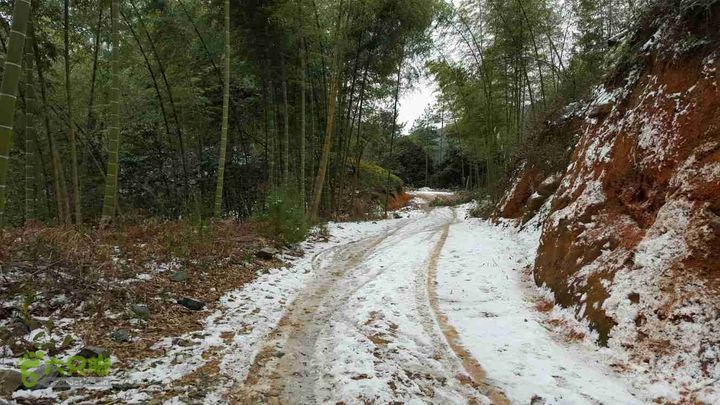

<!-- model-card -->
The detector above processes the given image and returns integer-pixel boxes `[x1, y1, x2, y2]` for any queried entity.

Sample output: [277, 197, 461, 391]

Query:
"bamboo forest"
[1, 0, 719, 403]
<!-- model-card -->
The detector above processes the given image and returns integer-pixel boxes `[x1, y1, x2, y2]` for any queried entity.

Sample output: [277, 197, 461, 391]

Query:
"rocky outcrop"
[498, 167, 563, 223]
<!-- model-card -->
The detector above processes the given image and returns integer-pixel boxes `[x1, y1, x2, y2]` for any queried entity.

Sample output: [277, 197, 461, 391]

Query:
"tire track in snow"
[421, 214, 510, 405]
[230, 218, 416, 403]
[231, 207, 505, 404]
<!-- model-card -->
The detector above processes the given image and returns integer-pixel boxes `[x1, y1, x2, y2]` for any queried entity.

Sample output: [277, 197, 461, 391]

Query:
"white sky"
[396, 0, 466, 133]
[398, 74, 438, 133]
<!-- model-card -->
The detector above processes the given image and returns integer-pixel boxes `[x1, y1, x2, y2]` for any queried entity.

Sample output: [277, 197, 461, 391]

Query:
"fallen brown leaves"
[0, 218, 281, 366]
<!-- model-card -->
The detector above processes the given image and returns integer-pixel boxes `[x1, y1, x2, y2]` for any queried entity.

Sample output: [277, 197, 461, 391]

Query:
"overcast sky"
[397, 73, 438, 133]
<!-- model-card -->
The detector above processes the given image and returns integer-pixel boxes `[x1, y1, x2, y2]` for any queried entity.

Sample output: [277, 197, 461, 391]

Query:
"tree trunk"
[267, 80, 276, 187]
[383, 48, 404, 218]
[86, 5, 103, 132]
[299, 17, 307, 210]
[352, 55, 371, 182]
[425, 151, 429, 187]
[24, 29, 36, 224]
[101, 0, 120, 224]
[281, 54, 290, 186]
[121, 10, 174, 202]
[310, 0, 345, 220]
[130, 0, 190, 201]
[310, 76, 339, 221]
[177, 0, 222, 83]
[64, 0, 81, 223]
[34, 29, 69, 224]
[0, 0, 31, 224]
[213, 0, 230, 217]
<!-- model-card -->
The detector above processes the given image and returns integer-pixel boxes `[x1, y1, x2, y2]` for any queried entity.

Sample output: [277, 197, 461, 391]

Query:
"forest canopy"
[0, 0, 647, 228]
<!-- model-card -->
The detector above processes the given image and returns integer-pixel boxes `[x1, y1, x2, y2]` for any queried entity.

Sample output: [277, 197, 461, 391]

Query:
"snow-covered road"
[436, 212, 641, 404]
[94, 200, 643, 404]
[228, 204, 641, 404]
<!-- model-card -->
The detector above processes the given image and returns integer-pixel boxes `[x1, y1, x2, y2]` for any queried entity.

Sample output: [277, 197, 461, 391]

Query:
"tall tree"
[129, 0, 190, 201]
[101, 0, 120, 224]
[34, 30, 70, 224]
[0, 0, 32, 224]
[298, 1, 307, 210]
[281, 55, 290, 186]
[86, 5, 103, 132]
[24, 28, 37, 224]
[213, 0, 231, 218]
[64, 0, 82, 223]
[383, 48, 403, 218]
[310, 0, 345, 221]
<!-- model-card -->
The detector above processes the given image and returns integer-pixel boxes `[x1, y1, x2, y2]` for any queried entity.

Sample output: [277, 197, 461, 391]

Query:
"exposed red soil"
[499, 3, 720, 398]
[498, 166, 543, 219]
[535, 11, 720, 341]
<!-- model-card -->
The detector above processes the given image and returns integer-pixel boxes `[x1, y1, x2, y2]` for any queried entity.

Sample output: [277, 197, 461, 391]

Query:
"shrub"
[358, 161, 403, 194]
[256, 186, 309, 244]
[429, 192, 476, 207]
[469, 198, 495, 218]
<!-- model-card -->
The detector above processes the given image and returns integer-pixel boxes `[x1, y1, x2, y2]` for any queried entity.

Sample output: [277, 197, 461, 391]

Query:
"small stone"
[528, 192, 546, 210]
[8, 320, 29, 337]
[537, 173, 562, 196]
[255, 248, 279, 260]
[53, 380, 71, 392]
[169, 269, 188, 282]
[0, 369, 22, 397]
[177, 298, 205, 311]
[32, 365, 59, 390]
[628, 292, 640, 304]
[112, 382, 140, 391]
[588, 102, 612, 119]
[530, 394, 546, 405]
[131, 304, 150, 320]
[0, 327, 10, 344]
[111, 329, 131, 343]
[76, 346, 108, 359]
[49, 295, 69, 308]
[393, 213, 402, 219]
[275, 351, 285, 358]
[179, 339, 194, 347]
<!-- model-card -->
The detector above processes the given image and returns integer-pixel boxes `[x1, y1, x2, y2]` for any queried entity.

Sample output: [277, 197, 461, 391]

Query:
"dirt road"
[231, 206, 502, 404]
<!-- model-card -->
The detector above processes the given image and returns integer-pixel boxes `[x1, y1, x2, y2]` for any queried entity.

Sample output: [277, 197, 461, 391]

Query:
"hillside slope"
[499, 2, 720, 402]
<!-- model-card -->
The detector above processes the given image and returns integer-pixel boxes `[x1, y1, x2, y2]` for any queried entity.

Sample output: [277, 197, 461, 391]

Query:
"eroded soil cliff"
[500, 2, 720, 401]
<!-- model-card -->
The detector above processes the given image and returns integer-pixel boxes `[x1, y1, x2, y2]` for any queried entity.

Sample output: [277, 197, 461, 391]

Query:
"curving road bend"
[231, 205, 501, 404]
[227, 194, 640, 405]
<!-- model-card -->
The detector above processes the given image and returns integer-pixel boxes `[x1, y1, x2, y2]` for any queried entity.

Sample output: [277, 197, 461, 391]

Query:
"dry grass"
[387, 192, 412, 211]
